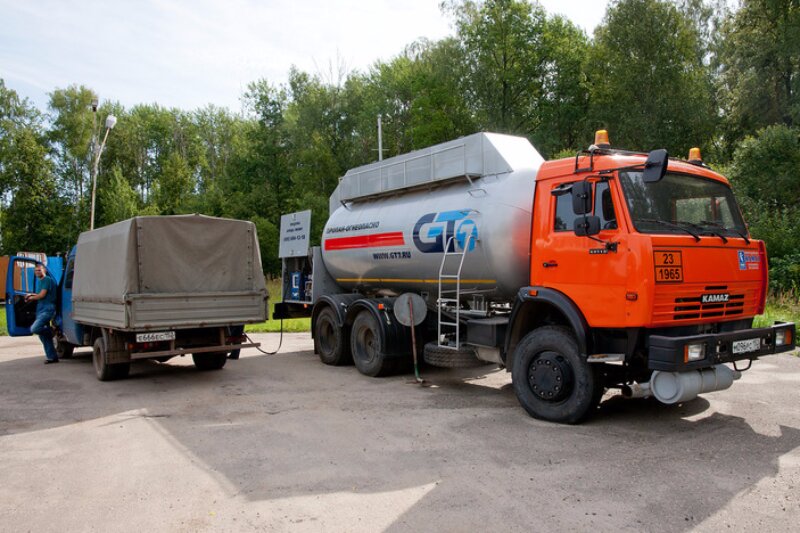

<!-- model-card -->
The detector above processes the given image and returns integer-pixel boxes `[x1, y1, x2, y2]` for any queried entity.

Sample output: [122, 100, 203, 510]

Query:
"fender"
[310, 293, 363, 338]
[346, 297, 412, 359]
[504, 287, 591, 363]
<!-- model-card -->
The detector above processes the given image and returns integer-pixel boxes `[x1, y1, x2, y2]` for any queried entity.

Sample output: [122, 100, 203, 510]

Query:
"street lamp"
[89, 113, 117, 231]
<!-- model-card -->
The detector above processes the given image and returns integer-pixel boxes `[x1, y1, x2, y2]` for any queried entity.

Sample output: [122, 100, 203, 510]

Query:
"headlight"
[684, 343, 706, 362]
[775, 328, 792, 347]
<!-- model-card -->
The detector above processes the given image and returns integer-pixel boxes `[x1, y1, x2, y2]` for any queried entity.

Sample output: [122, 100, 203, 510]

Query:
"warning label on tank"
[654, 250, 683, 283]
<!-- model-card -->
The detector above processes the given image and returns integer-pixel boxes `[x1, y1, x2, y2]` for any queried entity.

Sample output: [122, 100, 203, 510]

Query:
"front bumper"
[648, 322, 796, 372]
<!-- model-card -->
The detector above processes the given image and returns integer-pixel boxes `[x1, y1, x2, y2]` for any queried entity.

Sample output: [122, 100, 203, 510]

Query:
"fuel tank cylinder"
[320, 133, 544, 302]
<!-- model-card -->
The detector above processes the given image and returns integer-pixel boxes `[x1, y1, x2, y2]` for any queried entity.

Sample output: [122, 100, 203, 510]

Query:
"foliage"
[587, 0, 715, 155]
[769, 254, 800, 296]
[729, 125, 800, 258]
[716, 0, 800, 152]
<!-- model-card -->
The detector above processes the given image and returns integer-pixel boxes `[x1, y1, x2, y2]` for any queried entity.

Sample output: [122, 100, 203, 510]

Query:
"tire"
[54, 334, 75, 359]
[350, 311, 396, 377]
[193, 352, 228, 371]
[423, 342, 486, 368]
[93, 337, 131, 381]
[315, 306, 351, 365]
[511, 326, 602, 424]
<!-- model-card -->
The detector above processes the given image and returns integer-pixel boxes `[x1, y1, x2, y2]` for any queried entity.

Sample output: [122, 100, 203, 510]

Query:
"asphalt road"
[1, 333, 798, 532]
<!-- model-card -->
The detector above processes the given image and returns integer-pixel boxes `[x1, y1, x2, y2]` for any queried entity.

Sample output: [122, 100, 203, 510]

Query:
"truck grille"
[652, 284, 759, 325]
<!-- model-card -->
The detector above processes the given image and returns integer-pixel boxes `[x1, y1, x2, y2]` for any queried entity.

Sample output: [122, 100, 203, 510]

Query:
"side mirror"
[643, 149, 668, 183]
[571, 181, 593, 215]
[574, 216, 601, 237]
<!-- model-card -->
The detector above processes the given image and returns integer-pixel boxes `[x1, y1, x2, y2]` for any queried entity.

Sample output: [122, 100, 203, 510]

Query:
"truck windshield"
[618, 171, 748, 238]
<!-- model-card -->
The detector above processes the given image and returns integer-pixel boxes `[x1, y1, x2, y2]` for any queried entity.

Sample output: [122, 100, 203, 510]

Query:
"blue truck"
[5, 215, 269, 380]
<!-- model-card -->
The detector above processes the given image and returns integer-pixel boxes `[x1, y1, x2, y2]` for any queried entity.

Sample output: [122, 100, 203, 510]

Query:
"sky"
[0, 0, 608, 114]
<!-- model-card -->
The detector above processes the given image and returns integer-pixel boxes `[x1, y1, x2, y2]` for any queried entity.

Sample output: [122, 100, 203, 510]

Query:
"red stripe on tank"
[324, 232, 406, 251]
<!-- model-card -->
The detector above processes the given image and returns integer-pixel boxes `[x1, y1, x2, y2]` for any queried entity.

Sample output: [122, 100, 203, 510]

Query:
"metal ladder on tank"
[437, 233, 474, 348]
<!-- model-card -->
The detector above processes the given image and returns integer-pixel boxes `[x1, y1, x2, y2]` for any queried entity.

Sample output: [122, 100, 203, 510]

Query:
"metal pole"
[89, 126, 111, 231]
[409, 298, 423, 384]
[377, 114, 383, 161]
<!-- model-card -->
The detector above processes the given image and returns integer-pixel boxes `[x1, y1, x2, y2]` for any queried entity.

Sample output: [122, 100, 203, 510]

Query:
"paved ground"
[0, 333, 798, 532]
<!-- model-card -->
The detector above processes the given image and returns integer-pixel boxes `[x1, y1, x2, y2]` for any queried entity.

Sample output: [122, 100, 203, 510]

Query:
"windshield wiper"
[678, 220, 728, 244]
[632, 218, 701, 242]
[699, 220, 750, 244]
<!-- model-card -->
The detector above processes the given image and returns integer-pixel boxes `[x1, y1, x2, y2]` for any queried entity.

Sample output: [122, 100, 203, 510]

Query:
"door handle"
[542, 261, 558, 268]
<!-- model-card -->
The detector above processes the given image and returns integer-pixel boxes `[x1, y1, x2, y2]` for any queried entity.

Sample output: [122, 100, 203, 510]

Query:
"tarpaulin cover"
[73, 215, 265, 303]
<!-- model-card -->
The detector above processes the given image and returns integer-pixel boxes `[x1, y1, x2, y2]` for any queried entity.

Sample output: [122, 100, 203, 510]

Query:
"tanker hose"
[246, 320, 284, 356]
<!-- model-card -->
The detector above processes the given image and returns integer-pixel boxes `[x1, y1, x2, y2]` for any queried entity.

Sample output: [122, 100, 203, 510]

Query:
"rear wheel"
[511, 326, 602, 424]
[93, 337, 130, 381]
[315, 306, 351, 365]
[350, 311, 395, 377]
[192, 352, 228, 371]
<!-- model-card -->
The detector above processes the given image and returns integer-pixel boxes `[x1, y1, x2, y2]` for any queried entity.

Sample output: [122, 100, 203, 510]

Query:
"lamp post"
[89, 113, 117, 231]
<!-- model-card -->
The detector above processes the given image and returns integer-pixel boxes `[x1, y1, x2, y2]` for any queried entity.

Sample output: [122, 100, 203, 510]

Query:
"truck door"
[4, 256, 48, 336]
[57, 248, 82, 345]
[533, 178, 630, 327]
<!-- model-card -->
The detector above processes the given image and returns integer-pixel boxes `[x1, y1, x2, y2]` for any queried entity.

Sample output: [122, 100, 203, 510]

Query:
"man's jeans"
[30, 303, 58, 362]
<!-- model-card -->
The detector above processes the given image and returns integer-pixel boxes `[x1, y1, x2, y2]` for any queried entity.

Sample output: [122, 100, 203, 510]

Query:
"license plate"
[732, 338, 761, 354]
[136, 331, 175, 343]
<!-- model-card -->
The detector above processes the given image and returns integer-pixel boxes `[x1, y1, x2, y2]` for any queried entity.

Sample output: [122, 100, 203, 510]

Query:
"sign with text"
[279, 210, 312, 258]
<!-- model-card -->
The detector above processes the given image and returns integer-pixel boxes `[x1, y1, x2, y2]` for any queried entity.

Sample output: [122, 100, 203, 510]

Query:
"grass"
[753, 291, 800, 328]
[245, 279, 311, 333]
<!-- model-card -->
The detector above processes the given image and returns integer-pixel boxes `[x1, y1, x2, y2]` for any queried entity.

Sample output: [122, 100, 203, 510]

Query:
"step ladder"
[437, 233, 474, 348]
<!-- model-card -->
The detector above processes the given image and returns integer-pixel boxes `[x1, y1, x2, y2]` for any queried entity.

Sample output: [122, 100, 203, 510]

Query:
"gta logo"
[412, 210, 478, 253]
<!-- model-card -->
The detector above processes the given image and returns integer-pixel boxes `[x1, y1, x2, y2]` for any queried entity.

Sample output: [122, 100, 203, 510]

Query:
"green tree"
[97, 166, 139, 226]
[0, 80, 43, 196]
[152, 151, 193, 215]
[0, 128, 69, 254]
[717, 0, 800, 150]
[47, 85, 97, 213]
[587, 0, 716, 155]
[448, 0, 550, 134]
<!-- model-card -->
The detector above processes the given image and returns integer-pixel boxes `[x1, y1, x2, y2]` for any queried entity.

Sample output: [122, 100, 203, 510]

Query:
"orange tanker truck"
[275, 131, 796, 423]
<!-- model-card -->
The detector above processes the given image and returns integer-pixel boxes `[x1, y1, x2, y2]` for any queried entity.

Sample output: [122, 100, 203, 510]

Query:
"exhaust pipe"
[621, 382, 651, 399]
[649, 364, 742, 405]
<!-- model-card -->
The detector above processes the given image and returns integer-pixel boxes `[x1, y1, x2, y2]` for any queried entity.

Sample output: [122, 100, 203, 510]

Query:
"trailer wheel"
[193, 352, 228, 371]
[93, 338, 130, 381]
[314, 306, 351, 366]
[350, 311, 395, 377]
[54, 334, 74, 359]
[511, 326, 601, 424]
[423, 342, 486, 368]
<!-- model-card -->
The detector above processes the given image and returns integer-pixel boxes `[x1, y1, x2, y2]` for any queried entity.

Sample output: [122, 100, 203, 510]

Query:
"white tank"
[321, 133, 544, 302]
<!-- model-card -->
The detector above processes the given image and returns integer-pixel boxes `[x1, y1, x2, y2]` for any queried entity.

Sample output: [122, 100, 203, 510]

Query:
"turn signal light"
[688, 147, 702, 162]
[684, 343, 706, 362]
[594, 130, 610, 148]
[625, 292, 638, 301]
[776, 328, 792, 347]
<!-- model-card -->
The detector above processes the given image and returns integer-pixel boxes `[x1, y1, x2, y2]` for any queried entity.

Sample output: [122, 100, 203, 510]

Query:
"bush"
[769, 254, 800, 296]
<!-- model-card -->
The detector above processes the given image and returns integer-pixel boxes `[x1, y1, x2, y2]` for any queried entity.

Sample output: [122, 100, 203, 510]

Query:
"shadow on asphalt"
[2, 349, 799, 531]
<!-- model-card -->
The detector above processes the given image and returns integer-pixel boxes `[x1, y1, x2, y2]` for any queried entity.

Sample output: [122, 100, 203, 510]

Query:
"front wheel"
[511, 326, 602, 424]
[54, 334, 75, 359]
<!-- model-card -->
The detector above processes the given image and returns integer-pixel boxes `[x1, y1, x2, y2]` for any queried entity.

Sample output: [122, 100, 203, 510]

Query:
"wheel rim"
[527, 351, 574, 402]
[355, 324, 377, 364]
[317, 317, 336, 355]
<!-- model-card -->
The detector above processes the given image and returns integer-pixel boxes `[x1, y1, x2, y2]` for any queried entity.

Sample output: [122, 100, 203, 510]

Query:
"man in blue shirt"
[25, 264, 59, 364]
